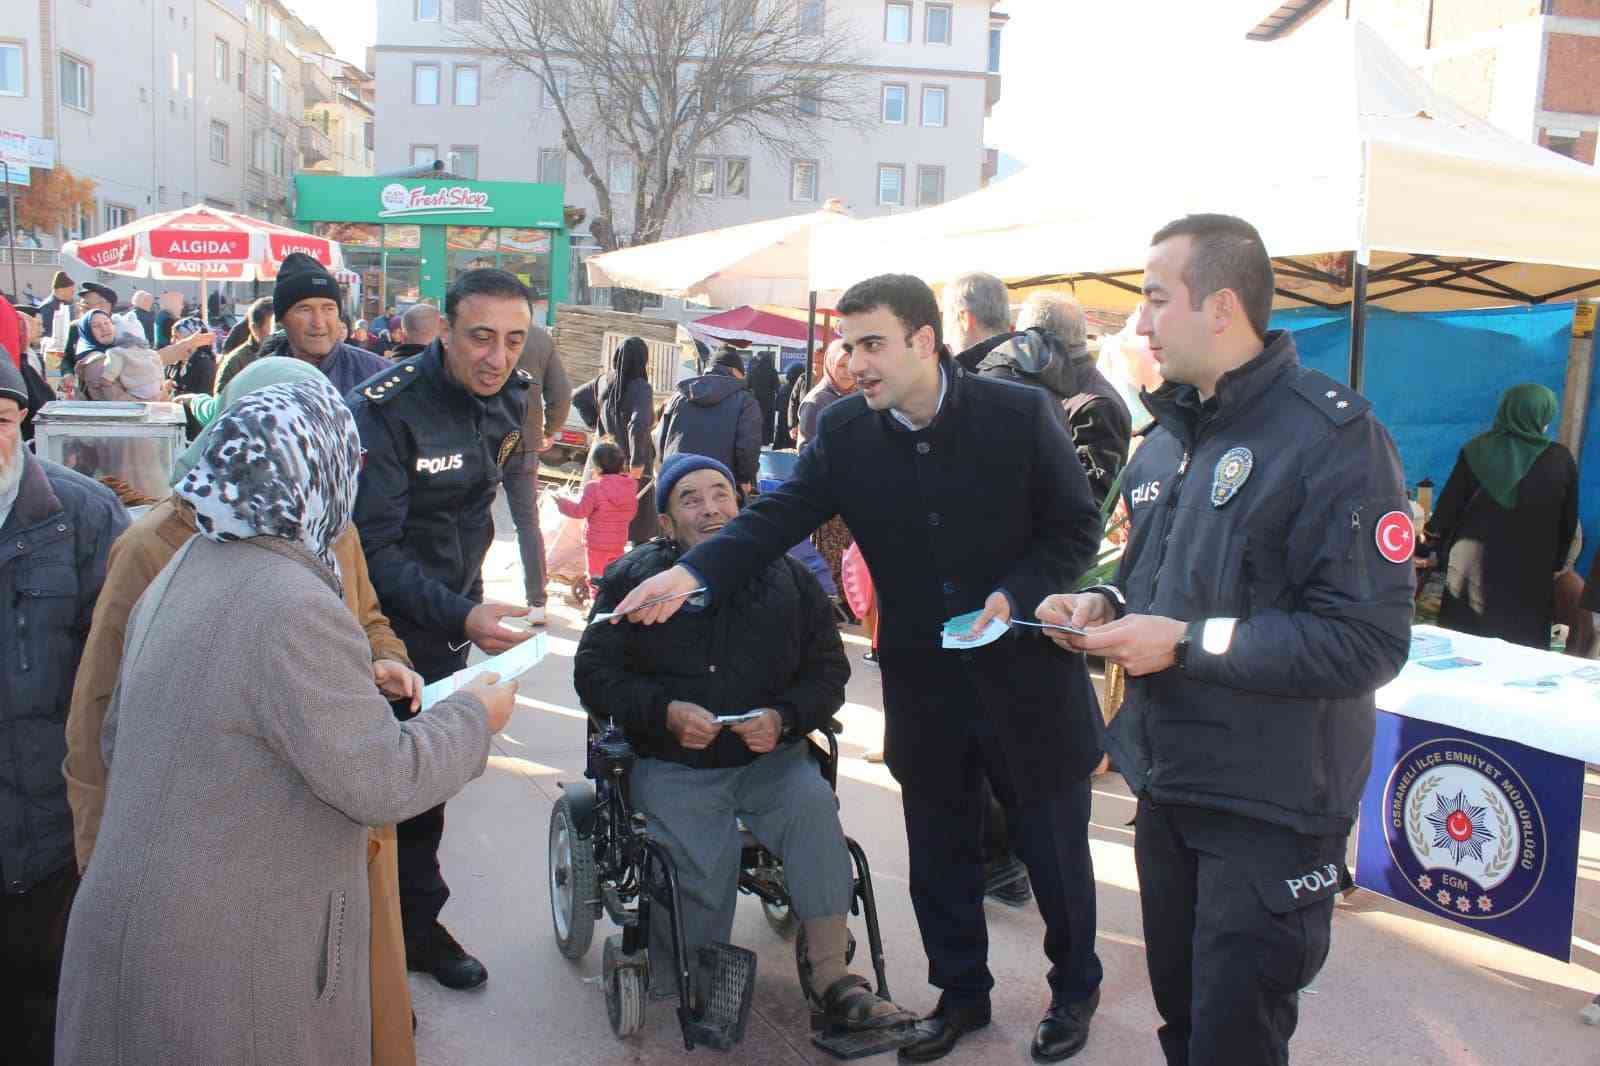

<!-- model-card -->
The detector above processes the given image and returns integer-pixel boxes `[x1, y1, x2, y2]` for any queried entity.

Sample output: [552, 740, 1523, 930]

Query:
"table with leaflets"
[1354, 625, 1597, 961]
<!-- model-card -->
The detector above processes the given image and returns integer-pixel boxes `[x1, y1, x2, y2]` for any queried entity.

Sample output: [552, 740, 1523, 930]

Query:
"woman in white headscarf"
[55, 379, 518, 1066]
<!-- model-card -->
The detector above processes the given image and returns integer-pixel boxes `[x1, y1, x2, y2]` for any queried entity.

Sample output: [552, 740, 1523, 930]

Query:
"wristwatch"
[1174, 630, 1192, 671]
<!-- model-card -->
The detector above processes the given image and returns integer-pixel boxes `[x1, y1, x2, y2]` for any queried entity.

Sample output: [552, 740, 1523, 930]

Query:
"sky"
[291, 1, 377, 66]
[985, 0, 1275, 166]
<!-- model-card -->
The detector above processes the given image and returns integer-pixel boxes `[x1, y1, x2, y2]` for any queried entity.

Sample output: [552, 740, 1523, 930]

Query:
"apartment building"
[373, 0, 1006, 307]
[0, 0, 367, 299]
[1251, 0, 1600, 162]
[305, 53, 377, 177]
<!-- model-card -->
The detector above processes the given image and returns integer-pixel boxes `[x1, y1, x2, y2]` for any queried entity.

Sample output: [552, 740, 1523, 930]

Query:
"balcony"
[298, 122, 331, 166]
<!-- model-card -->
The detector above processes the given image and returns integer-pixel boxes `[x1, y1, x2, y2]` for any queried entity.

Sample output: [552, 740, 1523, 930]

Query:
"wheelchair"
[547, 714, 906, 1057]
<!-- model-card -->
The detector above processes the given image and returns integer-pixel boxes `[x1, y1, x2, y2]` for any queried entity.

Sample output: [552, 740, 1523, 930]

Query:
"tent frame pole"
[804, 290, 817, 393]
[1348, 261, 1368, 392]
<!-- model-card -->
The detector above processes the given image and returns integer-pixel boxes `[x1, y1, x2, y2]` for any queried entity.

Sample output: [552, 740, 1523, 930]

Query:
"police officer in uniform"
[1040, 214, 1414, 1066]
[348, 268, 535, 990]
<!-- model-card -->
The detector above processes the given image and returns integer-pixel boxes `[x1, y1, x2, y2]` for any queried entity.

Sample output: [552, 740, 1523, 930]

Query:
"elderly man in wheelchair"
[568, 454, 914, 1052]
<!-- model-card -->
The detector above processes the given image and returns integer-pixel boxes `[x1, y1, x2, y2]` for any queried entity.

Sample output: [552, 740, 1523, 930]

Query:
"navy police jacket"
[1106, 330, 1413, 837]
[348, 340, 530, 656]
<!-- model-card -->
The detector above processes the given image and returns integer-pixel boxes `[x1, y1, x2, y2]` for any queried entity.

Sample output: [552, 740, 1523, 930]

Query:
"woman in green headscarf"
[1425, 383, 1578, 648]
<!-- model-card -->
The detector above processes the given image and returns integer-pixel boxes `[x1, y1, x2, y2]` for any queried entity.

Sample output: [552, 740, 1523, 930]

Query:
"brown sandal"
[816, 975, 915, 1033]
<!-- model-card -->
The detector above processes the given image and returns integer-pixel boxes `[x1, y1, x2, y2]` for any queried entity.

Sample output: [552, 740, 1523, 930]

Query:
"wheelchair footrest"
[810, 1022, 920, 1061]
[680, 942, 757, 1051]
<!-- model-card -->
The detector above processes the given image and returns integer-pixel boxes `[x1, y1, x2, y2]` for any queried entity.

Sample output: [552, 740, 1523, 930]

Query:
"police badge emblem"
[1210, 446, 1254, 507]
[497, 431, 522, 466]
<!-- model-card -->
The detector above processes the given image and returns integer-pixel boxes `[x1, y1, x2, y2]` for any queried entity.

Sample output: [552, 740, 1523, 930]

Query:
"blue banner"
[1355, 709, 1584, 961]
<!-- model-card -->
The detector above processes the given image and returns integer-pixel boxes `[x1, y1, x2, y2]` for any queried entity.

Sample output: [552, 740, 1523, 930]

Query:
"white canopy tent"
[809, 22, 1600, 387]
[586, 199, 851, 309]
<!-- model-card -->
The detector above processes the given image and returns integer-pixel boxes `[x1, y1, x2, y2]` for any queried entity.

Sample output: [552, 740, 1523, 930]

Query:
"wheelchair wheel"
[603, 934, 646, 1038]
[549, 796, 597, 960]
[761, 897, 799, 940]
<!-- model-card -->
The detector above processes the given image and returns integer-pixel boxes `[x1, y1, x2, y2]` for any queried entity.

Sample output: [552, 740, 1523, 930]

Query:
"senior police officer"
[348, 267, 534, 991]
[1040, 214, 1414, 1066]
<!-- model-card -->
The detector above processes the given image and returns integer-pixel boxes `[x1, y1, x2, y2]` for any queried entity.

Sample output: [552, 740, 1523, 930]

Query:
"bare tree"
[464, 0, 864, 305]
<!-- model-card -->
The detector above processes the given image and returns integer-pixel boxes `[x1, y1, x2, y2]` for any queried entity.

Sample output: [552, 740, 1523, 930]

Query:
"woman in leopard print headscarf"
[173, 377, 360, 584]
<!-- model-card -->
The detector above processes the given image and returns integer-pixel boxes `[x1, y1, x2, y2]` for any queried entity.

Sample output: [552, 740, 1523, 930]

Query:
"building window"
[798, 93, 819, 117]
[798, 0, 824, 36]
[414, 63, 440, 105]
[456, 0, 481, 19]
[237, 47, 246, 91]
[268, 61, 284, 113]
[60, 54, 92, 111]
[729, 75, 753, 107]
[249, 57, 264, 99]
[449, 146, 478, 178]
[694, 158, 717, 197]
[791, 159, 818, 202]
[210, 120, 229, 163]
[988, 25, 1002, 73]
[885, 1, 911, 43]
[724, 157, 749, 197]
[0, 41, 24, 97]
[881, 83, 906, 124]
[248, 0, 265, 33]
[917, 165, 944, 206]
[411, 144, 438, 166]
[538, 147, 564, 184]
[416, 0, 440, 20]
[610, 157, 635, 195]
[250, 130, 266, 171]
[454, 64, 479, 106]
[925, 3, 951, 45]
[921, 86, 946, 127]
[877, 164, 904, 207]
[105, 203, 133, 230]
[1547, 131, 1581, 159]
[543, 68, 567, 109]
[213, 37, 229, 82]
[270, 130, 286, 176]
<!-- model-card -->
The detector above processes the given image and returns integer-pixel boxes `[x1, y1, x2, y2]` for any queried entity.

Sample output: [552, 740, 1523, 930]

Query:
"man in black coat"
[348, 267, 534, 992]
[609, 274, 1106, 1063]
[655, 345, 763, 492]
[1041, 214, 1413, 1066]
[575, 454, 913, 1035]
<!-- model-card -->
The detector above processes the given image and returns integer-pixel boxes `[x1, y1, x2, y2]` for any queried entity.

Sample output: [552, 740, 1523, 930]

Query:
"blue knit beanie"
[656, 452, 736, 512]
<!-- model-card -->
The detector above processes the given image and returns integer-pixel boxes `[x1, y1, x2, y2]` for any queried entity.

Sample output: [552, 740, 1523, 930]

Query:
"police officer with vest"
[1040, 215, 1414, 1066]
[348, 267, 534, 990]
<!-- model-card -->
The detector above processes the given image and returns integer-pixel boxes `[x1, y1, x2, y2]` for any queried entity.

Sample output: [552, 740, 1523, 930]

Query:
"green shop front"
[293, 175, 567, 326]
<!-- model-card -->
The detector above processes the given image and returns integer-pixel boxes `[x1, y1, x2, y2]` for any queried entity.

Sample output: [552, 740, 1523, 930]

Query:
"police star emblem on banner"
[1424, 790, 1495, 864]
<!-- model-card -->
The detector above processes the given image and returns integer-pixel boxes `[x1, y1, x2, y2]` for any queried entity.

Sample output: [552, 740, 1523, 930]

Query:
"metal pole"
[803, 289, 817, 393]
[1348, 261, 1369, 392]
[3, 161, 17, 300]
[1559, 299, 1598, 464]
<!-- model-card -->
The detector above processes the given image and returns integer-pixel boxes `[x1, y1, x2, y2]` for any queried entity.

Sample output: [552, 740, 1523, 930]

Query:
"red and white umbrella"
[62, 204, 341, 284]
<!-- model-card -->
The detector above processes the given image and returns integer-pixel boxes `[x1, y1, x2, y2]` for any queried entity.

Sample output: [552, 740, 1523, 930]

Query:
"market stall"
[1355, 625, 1595, 962]
[293, 174, 568, 325]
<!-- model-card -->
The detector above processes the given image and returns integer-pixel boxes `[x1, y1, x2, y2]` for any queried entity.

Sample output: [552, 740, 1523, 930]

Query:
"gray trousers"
[500, 452, 545, 606]
[631, 741, 853, 986]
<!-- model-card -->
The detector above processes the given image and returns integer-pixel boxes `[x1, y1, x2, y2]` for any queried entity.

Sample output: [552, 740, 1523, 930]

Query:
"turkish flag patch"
[1374, 510, 1415, 564]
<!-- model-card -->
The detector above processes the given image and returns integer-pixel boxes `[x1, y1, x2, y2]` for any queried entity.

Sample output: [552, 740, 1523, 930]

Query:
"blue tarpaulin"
[1272, 304, 1598, 572]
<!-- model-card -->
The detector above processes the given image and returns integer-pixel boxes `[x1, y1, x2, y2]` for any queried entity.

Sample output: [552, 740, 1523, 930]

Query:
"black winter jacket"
[655, 370, 763, 486]
[959, 328, 1132, 507]
[574, 539, 847, 770]
[1, 454, 127, 891]
[1106, 331, 1413, 836]
[348, 341, 530, 659]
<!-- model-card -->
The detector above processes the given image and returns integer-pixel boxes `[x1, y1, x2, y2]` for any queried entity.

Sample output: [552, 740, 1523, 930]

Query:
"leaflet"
[942, 610, 1009, 650]
[420, 633, 549, 711]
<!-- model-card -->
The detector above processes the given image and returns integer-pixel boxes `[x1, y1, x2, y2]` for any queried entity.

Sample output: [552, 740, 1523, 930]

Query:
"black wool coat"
[681, 360, 1105, 798]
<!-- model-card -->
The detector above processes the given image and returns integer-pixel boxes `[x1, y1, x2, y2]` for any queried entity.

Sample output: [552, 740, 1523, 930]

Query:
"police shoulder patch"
[1288, 368, 1369, 426]
[361, 366, 420, 405]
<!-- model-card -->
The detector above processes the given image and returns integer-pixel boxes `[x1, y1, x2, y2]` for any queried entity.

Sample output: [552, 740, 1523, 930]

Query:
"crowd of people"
[0, 208, 1584, 1066]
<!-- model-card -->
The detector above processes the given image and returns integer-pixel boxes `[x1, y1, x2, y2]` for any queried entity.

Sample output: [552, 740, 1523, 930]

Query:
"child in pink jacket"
[557, 441, 639, 592]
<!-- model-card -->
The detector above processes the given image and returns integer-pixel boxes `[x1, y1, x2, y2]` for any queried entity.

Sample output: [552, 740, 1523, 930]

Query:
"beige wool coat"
[55, 535, 493, 1066]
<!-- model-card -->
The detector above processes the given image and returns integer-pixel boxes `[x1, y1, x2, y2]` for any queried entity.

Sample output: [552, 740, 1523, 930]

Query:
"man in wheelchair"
[575, 454, 913, 1036]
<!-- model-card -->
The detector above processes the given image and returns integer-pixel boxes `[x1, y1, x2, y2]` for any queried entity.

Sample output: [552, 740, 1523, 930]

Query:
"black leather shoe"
[406, 922, 488, 990]
[898, 995, 991, 1062]
[1031, 988, 1100, 1062]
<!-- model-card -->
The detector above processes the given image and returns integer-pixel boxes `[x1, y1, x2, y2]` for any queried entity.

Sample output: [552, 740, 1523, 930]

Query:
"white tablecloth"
[1376, 625, 1600, 763]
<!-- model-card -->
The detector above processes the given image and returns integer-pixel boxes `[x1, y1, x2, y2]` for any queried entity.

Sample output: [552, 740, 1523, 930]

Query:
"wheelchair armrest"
[825, 717, 844, 734]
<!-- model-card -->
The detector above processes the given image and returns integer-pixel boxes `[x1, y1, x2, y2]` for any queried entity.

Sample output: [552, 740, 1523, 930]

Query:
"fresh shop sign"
[378, 183, 491, 218]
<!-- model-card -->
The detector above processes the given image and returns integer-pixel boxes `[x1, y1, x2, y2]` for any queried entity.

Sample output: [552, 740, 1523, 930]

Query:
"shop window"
[384, 224, 422, 249]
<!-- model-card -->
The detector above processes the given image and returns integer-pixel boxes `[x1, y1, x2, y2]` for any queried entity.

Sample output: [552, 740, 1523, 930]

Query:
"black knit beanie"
[272, 252, 340, 321]
[0, 357, 27, 408]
